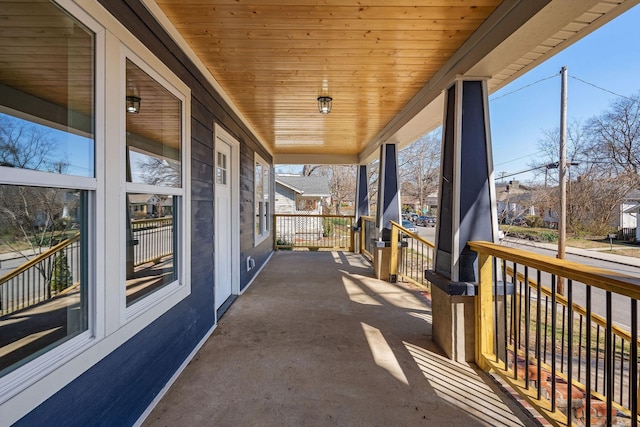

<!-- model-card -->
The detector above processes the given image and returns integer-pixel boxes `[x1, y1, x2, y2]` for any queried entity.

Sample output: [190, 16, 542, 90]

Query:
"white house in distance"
[275, 175, 331, 215]
[274, 175, 331, 245]
[495, 181, 536, 223]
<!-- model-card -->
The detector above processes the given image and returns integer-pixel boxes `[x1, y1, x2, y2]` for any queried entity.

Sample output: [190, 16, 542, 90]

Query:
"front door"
[214, 137, 232, 311]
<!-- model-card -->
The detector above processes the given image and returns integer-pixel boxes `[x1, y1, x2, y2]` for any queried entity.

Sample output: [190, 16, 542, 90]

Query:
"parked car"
[418, 216, 436, 227]
[401, 220, 418, 234]
[409, 213, 419, 223]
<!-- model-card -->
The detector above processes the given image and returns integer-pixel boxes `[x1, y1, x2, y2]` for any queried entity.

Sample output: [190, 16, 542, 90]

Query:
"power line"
[490, 74, 559, 102]
[569, 75, 638, 103]
[494, 150, 543, 166]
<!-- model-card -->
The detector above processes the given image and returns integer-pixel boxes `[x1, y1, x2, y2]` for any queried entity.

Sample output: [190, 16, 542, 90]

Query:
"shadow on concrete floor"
[143, 251, 541, 426]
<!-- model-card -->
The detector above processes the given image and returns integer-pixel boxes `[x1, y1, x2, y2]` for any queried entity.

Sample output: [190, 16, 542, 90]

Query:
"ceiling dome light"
[317, 96, 332, 114]
[126, 95, 141, 114]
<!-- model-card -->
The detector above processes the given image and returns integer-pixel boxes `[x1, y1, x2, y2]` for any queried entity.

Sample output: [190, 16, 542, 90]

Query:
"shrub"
[51, 252, 73, 293]
[525, 215, 543, 228]
[322, 219, 334, 237]
[276, 238, 293, 250]
[539, 232, 557, 242]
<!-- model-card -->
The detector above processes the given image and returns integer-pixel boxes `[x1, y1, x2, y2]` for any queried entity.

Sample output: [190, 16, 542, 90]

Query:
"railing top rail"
[361, 215, 375, 221]
[469, 240, 640, 300]
[131, 216, 173, 225]
[274, 213, 355, 219]
[0, 233, 80, 285]
[390, 220, 435, 249]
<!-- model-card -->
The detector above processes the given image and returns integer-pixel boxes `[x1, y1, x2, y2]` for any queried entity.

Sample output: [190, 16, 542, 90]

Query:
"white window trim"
[1, 0, 191, 423]
[119, 44, 191, 323]
[254, 152, 270, 246]
[0, 0, 105, 410]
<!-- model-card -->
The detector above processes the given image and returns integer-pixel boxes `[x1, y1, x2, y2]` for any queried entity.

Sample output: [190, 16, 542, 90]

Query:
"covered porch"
[143, 251, 539, 426]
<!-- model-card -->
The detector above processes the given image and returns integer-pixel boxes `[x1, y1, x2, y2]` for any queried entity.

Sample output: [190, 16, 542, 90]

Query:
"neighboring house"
[495, 181, 537, 223]
[423, 193, 439, 215]
[275, 175, 331, 242]
[275, 174, 331, 214]
[128, 194, 158, 219]
[612, 189, 640, 240]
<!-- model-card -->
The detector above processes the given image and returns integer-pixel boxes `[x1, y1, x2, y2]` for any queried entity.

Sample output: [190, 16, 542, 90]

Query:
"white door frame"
[214, 123, 240, 316]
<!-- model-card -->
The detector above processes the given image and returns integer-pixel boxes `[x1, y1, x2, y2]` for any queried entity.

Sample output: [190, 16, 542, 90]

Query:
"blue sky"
[489, 4, 640, 183]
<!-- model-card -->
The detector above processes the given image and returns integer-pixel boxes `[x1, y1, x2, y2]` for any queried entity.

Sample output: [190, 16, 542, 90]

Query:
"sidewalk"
[501, 237, 640, 268]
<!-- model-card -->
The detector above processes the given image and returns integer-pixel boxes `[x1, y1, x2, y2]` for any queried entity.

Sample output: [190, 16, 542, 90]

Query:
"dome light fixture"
[126, 95, 141, 114]
[317, 95, 332, 114]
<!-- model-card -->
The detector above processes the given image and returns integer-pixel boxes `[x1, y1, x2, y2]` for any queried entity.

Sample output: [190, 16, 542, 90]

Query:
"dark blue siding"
[15, 0, 273, 424]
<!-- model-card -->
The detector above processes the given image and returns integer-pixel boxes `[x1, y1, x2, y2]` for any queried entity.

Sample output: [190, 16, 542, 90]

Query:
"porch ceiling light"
[317, 95, 332, 114]
[126, 95, 141, 114]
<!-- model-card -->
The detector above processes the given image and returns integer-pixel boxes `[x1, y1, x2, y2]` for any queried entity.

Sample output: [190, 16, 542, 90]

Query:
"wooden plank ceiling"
[155, 0, 502, 158]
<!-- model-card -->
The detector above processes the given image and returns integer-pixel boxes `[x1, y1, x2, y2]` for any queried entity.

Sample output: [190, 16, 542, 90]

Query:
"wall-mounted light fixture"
[126, 95, 141, 114]
[317, 95, 332, 114]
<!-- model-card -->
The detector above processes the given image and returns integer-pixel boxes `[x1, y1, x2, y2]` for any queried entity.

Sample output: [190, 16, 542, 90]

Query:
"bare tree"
[135, 157, 181, 187]
[302, 164, 322, 177]
[0, 186, 76, 247]
[531, 107, 639, 235]
[398, 132, 441, 212]
[0, 115, 62, 172]
[529, 120, 588, 186]
[584, 93, 640, 178]
[303, 165, 357, 215]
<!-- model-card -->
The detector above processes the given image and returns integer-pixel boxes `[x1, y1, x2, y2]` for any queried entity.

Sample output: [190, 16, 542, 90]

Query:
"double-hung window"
[123, 55, 188, 313]
[0, 1, 95, 378]
[0, 0, 190, 410]
[254, 153, 270, 244]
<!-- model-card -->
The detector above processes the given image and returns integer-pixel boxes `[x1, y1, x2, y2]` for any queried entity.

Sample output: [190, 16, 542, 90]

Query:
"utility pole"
[557, 66, 568, 295]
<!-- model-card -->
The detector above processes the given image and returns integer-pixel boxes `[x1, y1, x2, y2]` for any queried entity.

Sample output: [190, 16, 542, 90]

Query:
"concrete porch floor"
[143, 251, 540, 426]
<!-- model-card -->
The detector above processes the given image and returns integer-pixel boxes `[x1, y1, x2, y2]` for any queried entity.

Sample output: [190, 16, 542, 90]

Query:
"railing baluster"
[596, 324, 601, 393]
[561, 304, 566, 375]
[551, 274, 557, 412]
[536, 269, 542, 401]
[606, 291, 613, 426]
[524, 266, 530, 391]
[567, 278, 573, 424]
[503, 258, 508, 369]
[632, 298, 638, 427]
[586, 284, 592, 427]
[512, 261, 518, 380]
[578, 314, 583, 383]
[614, 337, 625, 404]
[544, 294, 549, 365]
[493, 257, 499, 360]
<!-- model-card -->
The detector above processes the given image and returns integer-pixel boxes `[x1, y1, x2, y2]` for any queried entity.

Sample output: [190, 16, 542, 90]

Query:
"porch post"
[425, 78, 499, 362]
[354, 164, 370, 229]
[372, 144, 400, 281]
[435, 79, 497, 282]
[375, 143, 400, 242]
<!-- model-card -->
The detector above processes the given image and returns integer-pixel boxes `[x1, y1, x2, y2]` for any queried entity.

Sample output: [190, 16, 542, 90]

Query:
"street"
[413, 223, 640, 329]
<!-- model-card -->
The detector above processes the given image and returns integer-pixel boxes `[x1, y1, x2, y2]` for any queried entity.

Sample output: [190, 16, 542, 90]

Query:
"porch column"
[426, 78, 499, 362]
[375, 143, 401, 242]
[354, 164, 370, 230]
[434, 78, 497, 282]
[372, 144, 400, 281]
